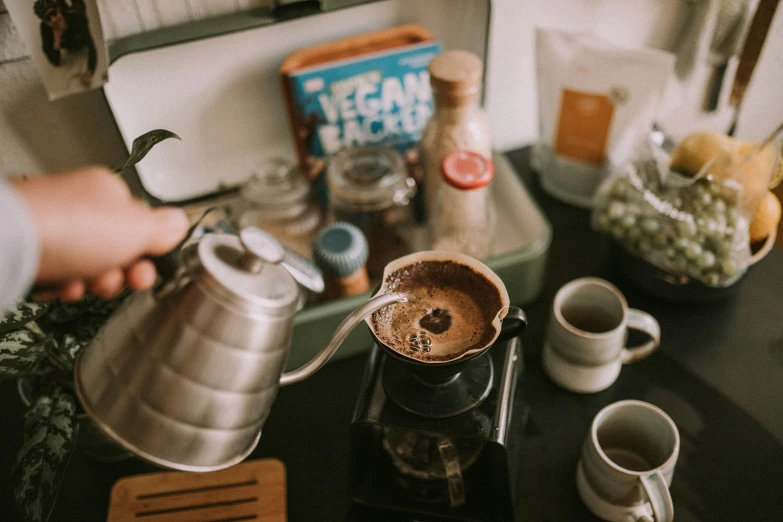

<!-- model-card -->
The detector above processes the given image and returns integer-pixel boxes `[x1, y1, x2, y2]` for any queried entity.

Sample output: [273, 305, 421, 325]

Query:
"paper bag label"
[554, 89, 614, 165]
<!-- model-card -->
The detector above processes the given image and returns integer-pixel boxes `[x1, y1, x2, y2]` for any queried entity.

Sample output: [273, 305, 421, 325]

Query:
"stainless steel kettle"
[75, 227, 403, 471]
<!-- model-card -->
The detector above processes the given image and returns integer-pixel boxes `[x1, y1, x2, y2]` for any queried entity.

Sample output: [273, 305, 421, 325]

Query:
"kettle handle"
[151, 207, 218, 292]
[279, 292, 406, 386]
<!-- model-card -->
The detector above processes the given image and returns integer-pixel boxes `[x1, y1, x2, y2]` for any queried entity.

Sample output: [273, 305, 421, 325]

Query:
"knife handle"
[704, 64, 729, 112]
[730, 0, 781, 108]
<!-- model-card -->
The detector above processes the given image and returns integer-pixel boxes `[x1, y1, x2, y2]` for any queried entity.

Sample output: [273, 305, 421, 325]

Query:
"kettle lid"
[198, 228, 299, 313]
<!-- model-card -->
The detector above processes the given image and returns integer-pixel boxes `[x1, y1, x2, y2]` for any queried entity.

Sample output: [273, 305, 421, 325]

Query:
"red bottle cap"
[441, 151, 494, 189]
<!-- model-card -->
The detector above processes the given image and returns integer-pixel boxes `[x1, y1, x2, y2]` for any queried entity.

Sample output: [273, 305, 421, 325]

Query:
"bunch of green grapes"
[594, 174, 750, 287]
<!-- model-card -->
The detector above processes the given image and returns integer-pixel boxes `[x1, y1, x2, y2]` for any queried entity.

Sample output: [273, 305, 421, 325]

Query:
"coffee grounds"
[370, 260, 503, 362]
[419, 308, 451, 334]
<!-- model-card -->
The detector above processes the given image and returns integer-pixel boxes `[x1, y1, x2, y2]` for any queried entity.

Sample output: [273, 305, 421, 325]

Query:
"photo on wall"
[5, 0, 108, 100]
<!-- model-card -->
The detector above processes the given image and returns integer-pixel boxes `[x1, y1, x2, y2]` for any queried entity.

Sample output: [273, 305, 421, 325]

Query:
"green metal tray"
[285, 152, 551, 370]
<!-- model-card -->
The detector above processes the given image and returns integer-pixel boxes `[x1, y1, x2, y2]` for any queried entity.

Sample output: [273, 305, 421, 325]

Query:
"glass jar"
[326, 146, 417, 279]
[421, 50, 492, 216]
[237, 158, 323, 258]
[431, 151, 496, 260]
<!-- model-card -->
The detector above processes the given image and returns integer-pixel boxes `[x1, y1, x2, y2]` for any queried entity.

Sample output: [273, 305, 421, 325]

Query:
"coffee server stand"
[349, 336, 527, 521]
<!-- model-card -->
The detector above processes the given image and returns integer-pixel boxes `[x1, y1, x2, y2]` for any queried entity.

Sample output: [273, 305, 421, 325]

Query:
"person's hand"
[13, 166, 189, 301]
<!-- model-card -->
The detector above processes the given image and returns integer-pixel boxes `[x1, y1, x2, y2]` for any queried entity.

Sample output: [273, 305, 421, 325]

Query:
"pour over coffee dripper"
[365, 251, 527, 418]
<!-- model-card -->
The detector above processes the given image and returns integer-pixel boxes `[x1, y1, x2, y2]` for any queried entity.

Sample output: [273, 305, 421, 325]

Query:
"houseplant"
[0, 130, 182, 522]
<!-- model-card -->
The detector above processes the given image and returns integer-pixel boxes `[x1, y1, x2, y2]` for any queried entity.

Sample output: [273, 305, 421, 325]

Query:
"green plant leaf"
[0, 330, 47, 382]
[59, 334, 84, 366]
[116, 129, 180, 175]
[44, 302, 85, 325]
[0, 302, 49, 335]
[13, 390, 76, 522]
[54, 315, 106, 363]
[45, 293, 122, 325]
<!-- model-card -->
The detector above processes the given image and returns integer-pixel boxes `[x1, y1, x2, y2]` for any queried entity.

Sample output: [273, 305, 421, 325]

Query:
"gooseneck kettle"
[75, 228, 403, 471]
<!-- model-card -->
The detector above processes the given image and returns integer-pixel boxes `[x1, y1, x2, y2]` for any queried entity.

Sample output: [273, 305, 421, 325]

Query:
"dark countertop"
[1, 148, 782, 521]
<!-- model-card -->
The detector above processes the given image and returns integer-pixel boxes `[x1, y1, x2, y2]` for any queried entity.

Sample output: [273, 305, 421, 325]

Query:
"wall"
[0, 0, 275, 179]
[0, 1, 125, 177]
[1, 0, 782, 181]
[486, 0, 783, 146]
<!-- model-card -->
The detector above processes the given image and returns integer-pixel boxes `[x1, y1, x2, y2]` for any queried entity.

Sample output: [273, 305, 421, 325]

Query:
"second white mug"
[577, 400, 680, 522]
[543, 278, 660, 393]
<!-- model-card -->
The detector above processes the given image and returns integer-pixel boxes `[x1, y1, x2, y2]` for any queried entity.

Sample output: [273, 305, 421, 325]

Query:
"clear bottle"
[237, 158, 323, 258]
[431, 151, 496, 260]
[421, 50, 492, 216]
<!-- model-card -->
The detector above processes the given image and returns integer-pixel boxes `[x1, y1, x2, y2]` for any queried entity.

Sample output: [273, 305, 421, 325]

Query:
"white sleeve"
[0, 181, 40, 310]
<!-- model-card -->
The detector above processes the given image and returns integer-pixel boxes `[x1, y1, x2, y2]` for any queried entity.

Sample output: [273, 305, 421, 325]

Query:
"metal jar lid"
[198, 228, 300, 315]
[326, 146, 416, 212]
[312, 222, 369, 279]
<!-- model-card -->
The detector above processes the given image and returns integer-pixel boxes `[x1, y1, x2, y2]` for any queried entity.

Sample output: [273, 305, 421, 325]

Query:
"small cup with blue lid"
[312, 222, 371, 300]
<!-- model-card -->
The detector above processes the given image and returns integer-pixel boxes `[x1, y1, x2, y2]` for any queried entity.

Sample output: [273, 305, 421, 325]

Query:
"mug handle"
[639, 470, 674, 522]
[621, 309, 661, 364]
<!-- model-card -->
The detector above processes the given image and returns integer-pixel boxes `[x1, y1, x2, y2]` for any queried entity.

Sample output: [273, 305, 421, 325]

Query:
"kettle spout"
[278, 292, 406, 386]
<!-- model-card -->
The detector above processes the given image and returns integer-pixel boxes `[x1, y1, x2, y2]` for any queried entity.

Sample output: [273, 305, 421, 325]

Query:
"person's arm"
[0, 181, 40, 310]
[3, 167, 188, 308]
[39, 23, 61, 67]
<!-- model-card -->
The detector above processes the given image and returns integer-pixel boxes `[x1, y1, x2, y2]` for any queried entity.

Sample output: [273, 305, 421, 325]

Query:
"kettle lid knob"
[238, 227, 285, 273]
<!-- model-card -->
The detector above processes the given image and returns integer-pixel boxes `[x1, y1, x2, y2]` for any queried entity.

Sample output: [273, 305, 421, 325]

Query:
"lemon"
[749, 191, 782, 243]
[734, 143, 779, 213]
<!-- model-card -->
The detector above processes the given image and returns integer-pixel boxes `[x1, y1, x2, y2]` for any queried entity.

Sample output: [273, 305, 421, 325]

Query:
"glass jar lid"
[240, 158, 311, 214]
[326, 146, 416, 212]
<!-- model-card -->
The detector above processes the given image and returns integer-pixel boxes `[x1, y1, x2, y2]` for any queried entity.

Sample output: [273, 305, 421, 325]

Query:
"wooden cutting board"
[107, 459, 286, 522]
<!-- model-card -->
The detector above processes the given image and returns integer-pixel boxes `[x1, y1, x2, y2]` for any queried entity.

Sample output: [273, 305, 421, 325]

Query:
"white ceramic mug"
[577, 400, 680, 522]
[543, 278, 660, 393]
